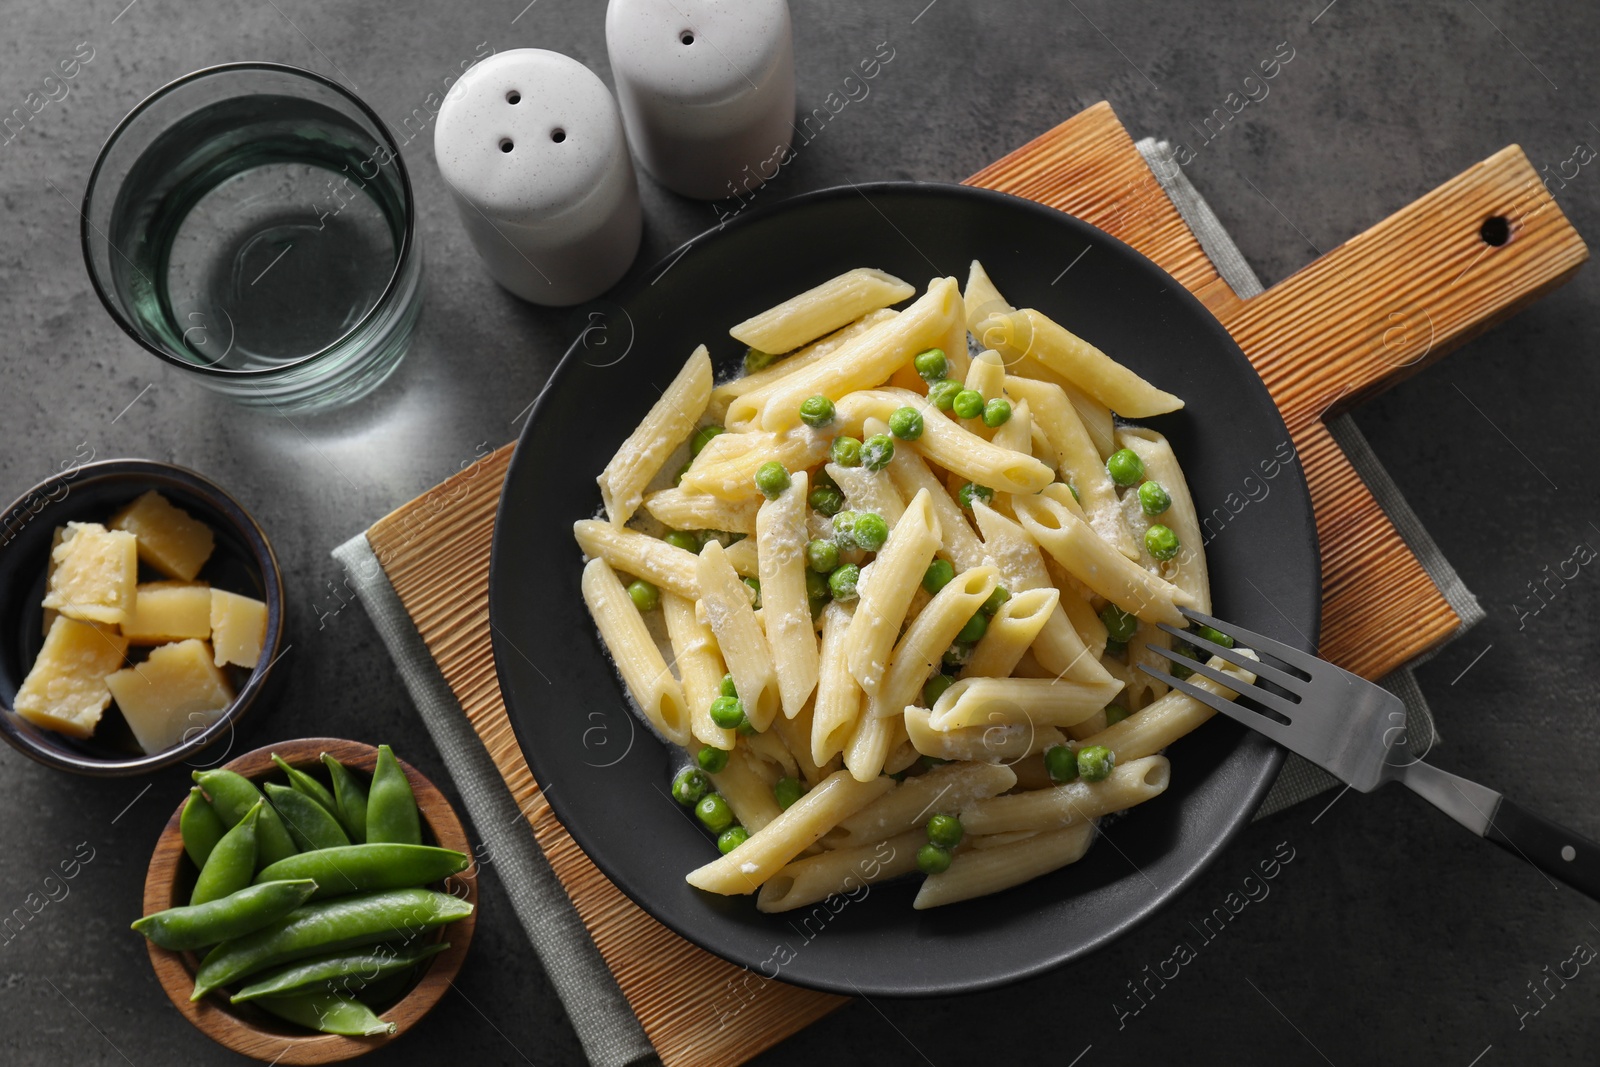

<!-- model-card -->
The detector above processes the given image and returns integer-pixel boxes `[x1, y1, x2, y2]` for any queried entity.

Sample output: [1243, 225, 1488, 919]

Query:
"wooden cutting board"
[364, 101, 1586, 1066]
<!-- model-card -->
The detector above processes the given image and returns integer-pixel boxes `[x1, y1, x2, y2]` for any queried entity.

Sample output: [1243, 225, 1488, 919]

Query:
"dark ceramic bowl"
[0, 459, 285, 775]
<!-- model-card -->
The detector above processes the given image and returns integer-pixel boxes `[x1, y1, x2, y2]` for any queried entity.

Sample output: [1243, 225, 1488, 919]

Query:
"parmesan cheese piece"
[209, 589, 267, 669]
[41, 525, 65, 636]
[41, 522, 138, 624]
[13, 616, 129, 738]
[105, 639, 234, 755]
[109, 490, 215, 581]
[121, 581, 213, 645]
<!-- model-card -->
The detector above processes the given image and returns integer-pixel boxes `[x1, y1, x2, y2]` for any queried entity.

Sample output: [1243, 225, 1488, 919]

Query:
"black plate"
[489, 183, 1319, 996]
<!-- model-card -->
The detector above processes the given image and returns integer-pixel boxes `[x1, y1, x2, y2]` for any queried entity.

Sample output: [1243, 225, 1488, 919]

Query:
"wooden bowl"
[141, 738, 477, 1064]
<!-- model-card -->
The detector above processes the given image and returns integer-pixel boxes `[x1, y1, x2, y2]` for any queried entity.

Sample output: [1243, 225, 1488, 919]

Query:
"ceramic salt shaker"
[606, 0, 796, 201]
[434, 49, 642, 306]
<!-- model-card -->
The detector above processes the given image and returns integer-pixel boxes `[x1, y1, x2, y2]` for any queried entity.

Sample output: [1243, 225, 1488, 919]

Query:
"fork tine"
[1138, 665, 1310, 755]
[1176, 606, 1322, 675]
[1144, 645, 1301, 720]
[1153, 622, 1309, 694]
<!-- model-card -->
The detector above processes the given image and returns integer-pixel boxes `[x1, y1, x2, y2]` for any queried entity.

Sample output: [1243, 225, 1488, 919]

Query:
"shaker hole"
[1479, 215, 1510, 246]
[551, 128, 567, 143]
[680, 30, 695, 45]
[506, 90, 521, 104]
[500, 138, 514, 153]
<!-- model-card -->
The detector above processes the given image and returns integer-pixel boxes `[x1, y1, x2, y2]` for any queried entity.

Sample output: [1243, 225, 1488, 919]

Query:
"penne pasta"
[680, 428, 833, 500]
[845, 490, 941, 698]
[828, 760, 1018, 848]
[886, 447, 987, 572]
[826, 461, 906, 528]
[1116, 427, 1211, 613]
[708, 745, 785, 834]
[574, 519, 700, 599]
[811, 601, 863, 768]
[757, 471, 819, 718]
[696, 540, 781, 731]
[580, 559, 692, 746]
[1076, 651, 1258, 761]
[661, 591, 735, 750]
[643, 486, 761, 537]
[756, 830, 924, 913]
[962, 586, 1059, 678]
[843, 706, 904, 783]
[980, 307, 1183, 418]
[904, 704, 1065, 763]
[959, 755, 1172, 835]
[989, 396, 1033, 456]
[913, 821, 1096, 909]
[926, 675, 1125, 732]
[597, 345, 713, 525]
[964, 349, 1006, 400]
[872, 565, 999, 719]
[711, 308, 901, 415]
[730, 268, 915, 357]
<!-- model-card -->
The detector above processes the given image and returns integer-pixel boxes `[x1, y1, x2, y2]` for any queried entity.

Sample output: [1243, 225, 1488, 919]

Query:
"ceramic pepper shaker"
[434, 48, 642, 306]
[605, 0, 796, 201]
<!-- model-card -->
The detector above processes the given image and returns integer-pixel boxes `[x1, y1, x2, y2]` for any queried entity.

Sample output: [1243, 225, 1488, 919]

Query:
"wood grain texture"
[363, 101, 1586, 1067]
[142, 738, 476, 1065]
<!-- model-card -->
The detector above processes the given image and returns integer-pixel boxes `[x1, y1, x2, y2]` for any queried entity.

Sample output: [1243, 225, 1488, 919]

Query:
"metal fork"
[1138, 606, 1600, 901]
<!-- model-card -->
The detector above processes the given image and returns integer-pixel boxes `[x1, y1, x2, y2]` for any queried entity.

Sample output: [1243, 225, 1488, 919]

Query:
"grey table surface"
[2, 1, 1597, 1064]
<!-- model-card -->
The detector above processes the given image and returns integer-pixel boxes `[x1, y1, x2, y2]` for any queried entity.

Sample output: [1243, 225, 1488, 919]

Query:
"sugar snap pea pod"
[181, 788, 227, 870]
[230, 942, 449, 1002]
[272, 754, 338, 816]
[365, 745, 421, 846]
[133, 879, 318, 952]
[193, 801, 261, 906]
[351, 967, 418, 1007]
[255, 993, 396, 1037]
[192, 888, 473, 999]
[255, 844, 469, 899]
[265, 783, 351, 852]
[193, 768, 298, 867]
[321, 752, 369, 843]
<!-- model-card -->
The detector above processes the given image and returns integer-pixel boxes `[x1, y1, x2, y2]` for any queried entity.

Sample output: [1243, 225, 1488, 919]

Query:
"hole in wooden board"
[506, 90, 521, 104]
[499, 139, 514, 153]
[680, 30, 695, 45]
[1479, 215, 1510, 246]
[551, 128, 566, 143]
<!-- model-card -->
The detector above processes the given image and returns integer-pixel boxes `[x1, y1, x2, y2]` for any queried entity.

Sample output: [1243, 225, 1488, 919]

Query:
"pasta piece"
[959, 755, 1172, 835]
[962, 259, 1012, 335]
[680, 428, 832, 500]
[1057, 577, 1108, 655]
[574, 520, 699, 599]
[661, 592, 735, 750]
[685, 770, 894, 894]
[597, 346, 712, 525]
[826, 461, 906, 528]
[828, 761, 1017, 848]
[746, 729, 800, 779]
[872, 565, 999, 719]
[988, 397, 1033, 456]
[729, 268, 915, 357]
[843, 708, 904, 782]
[709, 744, 784, 834]
[845, 489, 941, 699]
[643, 487, 761, 537]
[979, 308, 1183, 418]
[904, 705, 1064, 763]
[838, 388, 1054, 495]
[1125, 621, 1172, 709]
[757, 471, 819, 719]
[963, 349, 1006, 400]
[886, 447, 986, 572]
[696, 541, 780, 731]
[1007, 358, 1117, 457]
[810, 602, 862, 768]
[756, 830, 924, 913]
[722, 536, 759, 578]
[913, 822, 1096, 909]
[580, 559, 691, 746]
[883, 739, 921, 775]
[969, 829, 1041, 850]
[1076, 651, 1258, 761]
[1117, 427, 1211, 613]
[962, 586, 1059, 678]
[772, 698, 829, 786]
[710, 308, 898, 415]
[926, 675, 1125, 732]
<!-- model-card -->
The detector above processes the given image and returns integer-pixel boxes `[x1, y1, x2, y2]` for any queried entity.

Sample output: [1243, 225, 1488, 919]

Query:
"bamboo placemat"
[363, 101, 1586, 1066]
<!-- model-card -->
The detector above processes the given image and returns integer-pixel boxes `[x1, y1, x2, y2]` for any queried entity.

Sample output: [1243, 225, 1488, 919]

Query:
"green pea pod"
[322, 752, 369, 844]
[255, 844, 469, 900]
[230, 942, 449, 1002]
[192, 888, 473, 999]
[194, 769, 298, 867]
[272, 754, 338, 816]
[351, 966, 418, 1007]
[365, 745, 421, 846]
[180, 788, 227, 870]
[254, 993, 396, 1037]
[132, 879, 318, 952]
[193, 801, 261, 906]
[265, 783, 351, 852]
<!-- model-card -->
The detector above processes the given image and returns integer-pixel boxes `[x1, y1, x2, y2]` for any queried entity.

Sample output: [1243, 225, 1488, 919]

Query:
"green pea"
[664, 529, 701, 552]
[1170, 641, 1198, 679]
[1077, 744, 1116, 782]
[133, 878, 320, 953]
[744, 348, 782, 373]
[743, 576, 762, 609]
[1044, 743, 1078, 783]
[231, 942, 449, 1004]
[982, 398, 1012, 427]
[696, 793, 735, 833]
[1099, 604, 1138, 643]
[366, 745, 422, 847]
[927, 379, 962, 411]
[813, 465, 840, 491]
[697, 745, 730, 774]
[717, 825, 750, 854]
[829, 564, 861, 601]
[831, 435, 863, 467]
[709, 696, 746, 730]
[805, 568, 831, 603]
[193, 801, 262, 906]
[1106, 448, 1144, 486]
[888, 406, 925, 440]
[674, 460, 691, 486]
[957, 483, 994, 510]
[952, 389, 985, 419]
[941, 644, 971, 671]
[1138, 480, 1172, 515]
[755, 461, 791, 499]
[673, 767, 711, 805]
[1145, 524, 1179, 561]
[922, 558, 955, 595]
[922, 672, 955, 707]
[861, 433, 895, 471]
[809, 484, 846, 516]
[737, 720, 758, 736]
[321, 754, 369, 845]
[914, 348, 948, 381]
[256, 844, 470, 900]
[193, 768, 298, 868]
[1104, 704, 1130, 726]
[627, 579, 660, 612]
[799, 395, 836, 428]
[1104, 638, 1128, 658]
[180, 787, 227, 871]
[916, 843, 952, 874]
[1194, 624, 1235, 649]
[926, 814, 964, 848]
[1171, 661, 1193, 680]
[720, 674, 738, 698]
[807, 539, 839, 573]
[1068, 482, 1080, 502]
[831, 510, 860, 548]
[955, 612, 989, 644]
[266, 783, 351, 853]
[773, 776, 804, 810]
[980, 585, 1010, 616]
[851, 512, 889, 552]
[690, 425, 726, 456]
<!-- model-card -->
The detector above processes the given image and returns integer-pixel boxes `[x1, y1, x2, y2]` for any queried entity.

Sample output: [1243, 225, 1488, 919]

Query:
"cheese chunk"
[105, 639, 234, 755]
[209, 589, 268, 668]
[13, 616, 129, 738]
[109, 490, 215, 581]
[42, 522, 138, 624]
[41, 525, 65, 636]
[121, 581, 213, 645]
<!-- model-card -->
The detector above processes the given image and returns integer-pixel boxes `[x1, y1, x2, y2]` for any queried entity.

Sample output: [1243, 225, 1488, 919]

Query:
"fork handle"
[1486, 798, 1600, 901]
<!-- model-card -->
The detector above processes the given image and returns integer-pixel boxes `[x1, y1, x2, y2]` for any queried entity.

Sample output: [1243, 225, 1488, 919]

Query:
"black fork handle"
[1486, 798, 1600, 902]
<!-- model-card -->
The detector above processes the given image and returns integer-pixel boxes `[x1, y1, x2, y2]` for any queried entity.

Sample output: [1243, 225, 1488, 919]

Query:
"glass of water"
[82, 63, 423, 413]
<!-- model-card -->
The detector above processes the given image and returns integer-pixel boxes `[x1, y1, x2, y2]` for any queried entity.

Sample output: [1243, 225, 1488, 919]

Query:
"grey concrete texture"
[0, 0, 1596, 1064]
